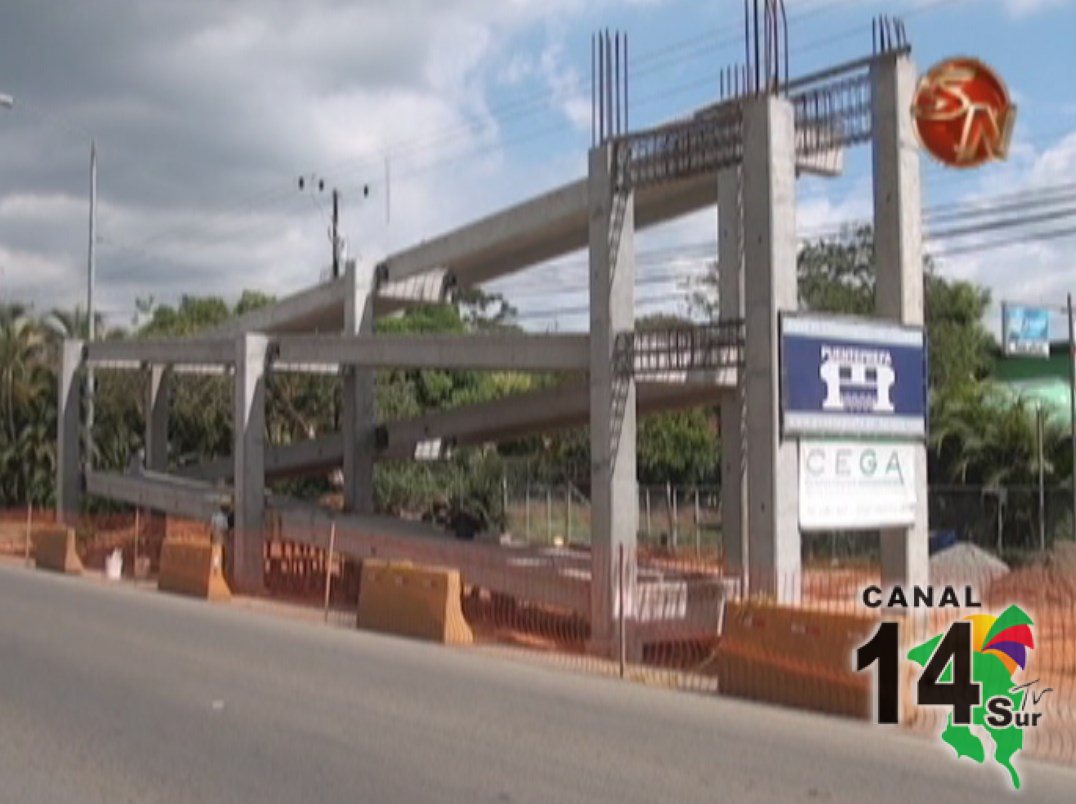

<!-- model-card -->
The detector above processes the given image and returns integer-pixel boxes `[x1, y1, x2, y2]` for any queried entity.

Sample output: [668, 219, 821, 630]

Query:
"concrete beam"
[379, 172, 726, 289]
[208, 276, 348, 338]
[178, 434, 342, 483]
[380, 178, 588, 286]
[179, 380, 726, 482]
[872, 52, 929, 592]
[270, 499, 590, 616]
[232, 333, 269, 593]
[382, 380, 723, 460]
[56, 339, 84, 524]
[84, 470, 230, 520]
[87, 339, 235, 366]
[204, 270, 453, 341]
[377, 116, 844, 292]
[274, 333, 590, 372]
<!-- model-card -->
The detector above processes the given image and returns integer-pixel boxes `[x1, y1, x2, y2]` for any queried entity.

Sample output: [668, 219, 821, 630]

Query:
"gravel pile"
[930, 542, 1010, 589]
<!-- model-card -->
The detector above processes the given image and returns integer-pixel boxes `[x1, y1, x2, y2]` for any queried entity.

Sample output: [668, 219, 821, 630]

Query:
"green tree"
[797, 224, 876, 316]
[638, 410, 718, 486]
[0, 305, 54, 503]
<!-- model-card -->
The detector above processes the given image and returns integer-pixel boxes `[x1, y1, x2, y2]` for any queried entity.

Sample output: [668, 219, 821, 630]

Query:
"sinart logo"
[912, 57, 1016, 169]
[819, 345, 895, 414]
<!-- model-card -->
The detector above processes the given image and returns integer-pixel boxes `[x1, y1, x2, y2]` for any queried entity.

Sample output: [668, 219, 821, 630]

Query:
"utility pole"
[86, 140, 97, 465]
[1068, 293, 1076, 541]
[1037, 405, 1046, 553]
[331, 188, 341, 278]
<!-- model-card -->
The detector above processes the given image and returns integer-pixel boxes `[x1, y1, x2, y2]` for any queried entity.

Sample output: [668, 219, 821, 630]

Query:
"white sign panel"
[799, 440, 917, 531]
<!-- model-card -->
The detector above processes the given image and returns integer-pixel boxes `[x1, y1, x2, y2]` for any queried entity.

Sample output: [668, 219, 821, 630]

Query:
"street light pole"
[86, 140, 97, 465]
[1068, 293, 1076, 541]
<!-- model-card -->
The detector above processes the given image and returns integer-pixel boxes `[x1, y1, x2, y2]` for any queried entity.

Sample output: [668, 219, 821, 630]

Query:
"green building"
[993, 343, 1073, 430]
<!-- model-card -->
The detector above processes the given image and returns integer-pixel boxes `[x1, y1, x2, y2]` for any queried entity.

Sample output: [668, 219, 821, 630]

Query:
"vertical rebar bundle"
[591, 30, 630, 145]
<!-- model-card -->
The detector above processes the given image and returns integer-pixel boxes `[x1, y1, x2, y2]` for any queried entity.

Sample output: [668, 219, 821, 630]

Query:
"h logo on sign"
[820, 351, 896, 414]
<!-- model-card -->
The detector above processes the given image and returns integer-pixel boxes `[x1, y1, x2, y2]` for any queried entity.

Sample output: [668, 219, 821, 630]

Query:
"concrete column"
[145, 365, 171, 471]
[343, 259, 376, 514]
[232, 333, 269, 593]
[143, 364, 171, 538]
[56, 339, 84, 524]
[718, 166, 748, 587]
[742, 96, 801, 601]
[872, 53, 930, 590]
[588, 144, 638, 651]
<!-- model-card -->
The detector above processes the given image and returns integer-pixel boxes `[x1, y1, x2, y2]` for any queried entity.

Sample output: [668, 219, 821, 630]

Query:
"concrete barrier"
[158, 537, 231, 601]
[357, 560, 473, 645]
[714, 602, 877, 719]
[31, 525, 83, 574]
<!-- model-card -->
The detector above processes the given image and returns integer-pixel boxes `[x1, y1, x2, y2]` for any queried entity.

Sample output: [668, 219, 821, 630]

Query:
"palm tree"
[0, 305, 54, 503]
[932, 383, 1062, 487]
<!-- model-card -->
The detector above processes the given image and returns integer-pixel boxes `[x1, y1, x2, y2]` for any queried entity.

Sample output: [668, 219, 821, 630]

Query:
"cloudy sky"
[1, 0, 1074, 334]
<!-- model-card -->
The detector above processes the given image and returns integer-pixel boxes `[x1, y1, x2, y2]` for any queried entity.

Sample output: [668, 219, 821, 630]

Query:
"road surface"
[1, 564, 1072, 803]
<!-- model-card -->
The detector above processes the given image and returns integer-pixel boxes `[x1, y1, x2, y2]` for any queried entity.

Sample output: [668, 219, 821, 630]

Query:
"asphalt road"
[1, 565, 1073, 804]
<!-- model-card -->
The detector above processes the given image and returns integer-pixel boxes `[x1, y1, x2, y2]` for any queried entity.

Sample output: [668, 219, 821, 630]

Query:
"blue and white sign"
[1002, 304, 1050, 358]
[781, 315, 927, 438]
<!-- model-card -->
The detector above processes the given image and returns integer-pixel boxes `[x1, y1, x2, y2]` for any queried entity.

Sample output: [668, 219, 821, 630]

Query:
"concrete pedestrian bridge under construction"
[56, 15, 929, 653]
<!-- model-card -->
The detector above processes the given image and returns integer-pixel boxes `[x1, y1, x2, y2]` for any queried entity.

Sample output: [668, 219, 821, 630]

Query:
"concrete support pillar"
[343, 260, 376, 514]
[588, 144, 638, 651]
[232, 333, 269, 593]
[872, 53, 930, 591]
[742, 96, 801, 601]
[145, 365, 171, 471]
[56, 339, 84, 525]
[718, 166, 748, 587]
[143, 364, 171, 538]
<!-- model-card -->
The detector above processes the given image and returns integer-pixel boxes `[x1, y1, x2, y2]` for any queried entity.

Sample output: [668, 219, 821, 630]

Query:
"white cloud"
[1001, 0, 1070, 18]
[0, 0, 605, 320]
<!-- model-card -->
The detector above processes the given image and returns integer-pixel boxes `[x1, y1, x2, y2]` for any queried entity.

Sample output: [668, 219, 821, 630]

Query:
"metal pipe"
[781, 0, 789, 90]
[754, 0, 761, 93]
[591, 34, 596, 146]
[744, 0, 750, 94]
[764, 0, 771, 93]
[606, 30, 613, 141]
[614, 32, 620, 136]
[597, 33, 603, 142]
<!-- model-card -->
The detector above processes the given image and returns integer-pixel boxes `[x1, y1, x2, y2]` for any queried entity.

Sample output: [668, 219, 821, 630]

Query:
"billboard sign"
[799, 440, 917, 531]
[781, 315, 927, 438]
[1002, 304, 1050, 358]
